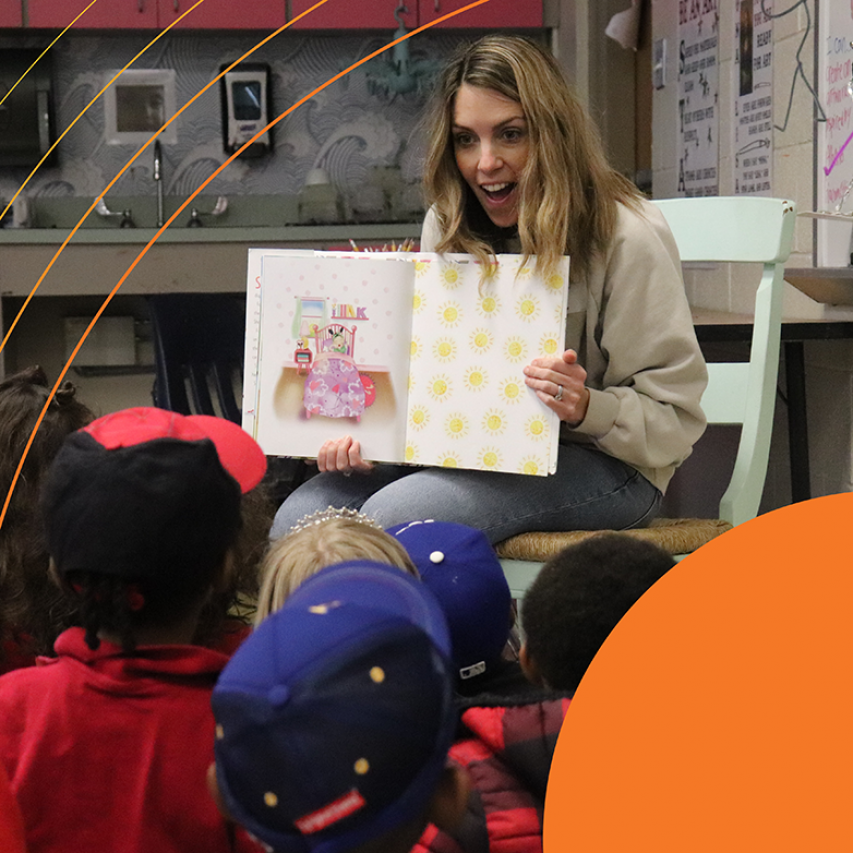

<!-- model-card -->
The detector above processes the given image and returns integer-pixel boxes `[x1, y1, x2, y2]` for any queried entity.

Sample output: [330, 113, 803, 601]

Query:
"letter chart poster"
[817, 0, 853, 266]
[678, 0, 719, 197]
[734, 0, 773, 196]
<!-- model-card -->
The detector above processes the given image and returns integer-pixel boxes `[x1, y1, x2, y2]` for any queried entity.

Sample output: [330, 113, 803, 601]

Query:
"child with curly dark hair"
[520, 533, 676, 692]
[0, 406, 268, 853]
[0, 366, 95, 671]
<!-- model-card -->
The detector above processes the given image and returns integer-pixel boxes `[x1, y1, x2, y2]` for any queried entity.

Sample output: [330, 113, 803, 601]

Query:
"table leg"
[784, 341, 811, 502]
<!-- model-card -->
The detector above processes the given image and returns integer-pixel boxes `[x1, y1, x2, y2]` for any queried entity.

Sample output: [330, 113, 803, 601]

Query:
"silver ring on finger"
[554, 384, 564, 402]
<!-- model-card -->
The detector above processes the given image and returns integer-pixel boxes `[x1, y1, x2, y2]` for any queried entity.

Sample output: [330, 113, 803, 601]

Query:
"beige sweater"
[420, 200, 708, 493]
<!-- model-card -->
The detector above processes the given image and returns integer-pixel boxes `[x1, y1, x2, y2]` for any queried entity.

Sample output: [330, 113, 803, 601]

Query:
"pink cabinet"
[420, 0, 543, 28]
[289, 0, 415, 30]
[27, 0, 158, 29]
[27, 0, 284, 30]
[0, 1, 23, 27]
[289, 0, 541, 30]
[159, 0, 284, 30]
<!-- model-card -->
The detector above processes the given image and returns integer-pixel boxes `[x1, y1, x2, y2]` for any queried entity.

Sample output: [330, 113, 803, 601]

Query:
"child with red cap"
[0, 407, 268, 853]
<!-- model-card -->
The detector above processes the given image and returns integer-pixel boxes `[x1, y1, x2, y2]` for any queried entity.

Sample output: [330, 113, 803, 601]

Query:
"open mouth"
[480, 182, 516, 204]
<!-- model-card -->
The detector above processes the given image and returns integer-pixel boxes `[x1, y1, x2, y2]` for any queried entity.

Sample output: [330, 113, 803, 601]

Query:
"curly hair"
[521, 533, 675, 692]
[0, 366, 95, 661]
[193, 482, 275, 647]
[421, 35, 643, 281]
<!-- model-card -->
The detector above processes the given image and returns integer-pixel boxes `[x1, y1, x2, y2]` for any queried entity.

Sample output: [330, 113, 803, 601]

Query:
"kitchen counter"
[0, 223, 423, 297]
[0, 222, 422, 245]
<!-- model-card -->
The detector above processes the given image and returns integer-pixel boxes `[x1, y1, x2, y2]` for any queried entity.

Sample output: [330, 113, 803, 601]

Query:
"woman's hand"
[524, 349, 590, 425]
[316, 435, 374, 474]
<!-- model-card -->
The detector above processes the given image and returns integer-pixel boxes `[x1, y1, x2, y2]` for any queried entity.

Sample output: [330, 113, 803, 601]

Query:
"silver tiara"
[288, 506, 383, 535]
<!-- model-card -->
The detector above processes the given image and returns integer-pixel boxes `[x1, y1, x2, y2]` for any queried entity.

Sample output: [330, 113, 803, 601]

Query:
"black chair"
[147, 292, 310, 500]
[147, 293, 245, 423]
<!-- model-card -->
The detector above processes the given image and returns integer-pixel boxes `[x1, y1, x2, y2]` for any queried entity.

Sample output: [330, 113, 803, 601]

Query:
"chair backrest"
[147, 293, 246, 423]
[651, 196, 796, 526]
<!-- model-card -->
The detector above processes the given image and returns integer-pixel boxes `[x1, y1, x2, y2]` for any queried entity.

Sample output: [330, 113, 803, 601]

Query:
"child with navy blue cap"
[387, 521, 570, 853]
[387, 519, 532, 698]
[210, 560, 470, 853]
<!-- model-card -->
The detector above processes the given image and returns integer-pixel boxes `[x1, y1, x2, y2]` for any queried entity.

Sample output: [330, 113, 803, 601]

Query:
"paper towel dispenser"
[0, 49, 56, 168]
[220, 62, 272, 158]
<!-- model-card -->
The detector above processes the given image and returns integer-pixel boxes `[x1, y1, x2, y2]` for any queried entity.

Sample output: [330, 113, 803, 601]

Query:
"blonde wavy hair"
[254, 511, 418, 625]
[422, 35, 644, 281]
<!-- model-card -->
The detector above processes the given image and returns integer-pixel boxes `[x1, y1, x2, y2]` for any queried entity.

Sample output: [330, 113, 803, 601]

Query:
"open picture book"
[242, 249, 569, 476]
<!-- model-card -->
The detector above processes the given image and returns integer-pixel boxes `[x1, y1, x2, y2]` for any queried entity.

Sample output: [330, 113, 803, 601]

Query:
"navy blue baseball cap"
[212, 560, 456, 853]
[387, 520, 512, 681]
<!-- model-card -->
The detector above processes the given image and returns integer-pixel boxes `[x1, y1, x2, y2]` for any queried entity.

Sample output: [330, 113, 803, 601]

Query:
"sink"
[20, 194, 301, 231]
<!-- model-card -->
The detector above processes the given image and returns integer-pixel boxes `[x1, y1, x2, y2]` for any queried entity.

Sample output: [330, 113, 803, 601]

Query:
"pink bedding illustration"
[303, 352, 366, 420]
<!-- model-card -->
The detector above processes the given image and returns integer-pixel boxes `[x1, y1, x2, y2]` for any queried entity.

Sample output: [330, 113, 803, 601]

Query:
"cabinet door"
[420, 0, 542, 29]
[160, 0, 284, 30]
[0, 1, 23, 27]
[27, 0, 158, 28]
[289, 0, 416, 30]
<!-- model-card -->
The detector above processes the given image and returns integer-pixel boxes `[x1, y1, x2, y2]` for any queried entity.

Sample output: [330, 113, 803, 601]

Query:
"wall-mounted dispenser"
[0, 49, 56, 167]
[220, 62, 272, 158]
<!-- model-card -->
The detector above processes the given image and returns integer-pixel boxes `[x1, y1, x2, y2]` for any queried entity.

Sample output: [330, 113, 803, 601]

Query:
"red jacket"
[416, 695, 571, 853]
[0, 628, 261, 853]
[0, 763, 26, 853]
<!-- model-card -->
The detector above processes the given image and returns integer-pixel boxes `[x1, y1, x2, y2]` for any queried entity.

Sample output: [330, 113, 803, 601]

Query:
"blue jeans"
[270, 443, 662, 545]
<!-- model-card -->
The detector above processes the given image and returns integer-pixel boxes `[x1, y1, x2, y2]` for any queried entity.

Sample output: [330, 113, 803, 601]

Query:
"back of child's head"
[255, 508, 418, 624]
[212, 559, 458, 853]
[193, 483, 276, 649]
[387, 520, 512, 686]
[521, 533, 675, 692]
[0, 366, 95, 658]
[41, 406, 267, 652]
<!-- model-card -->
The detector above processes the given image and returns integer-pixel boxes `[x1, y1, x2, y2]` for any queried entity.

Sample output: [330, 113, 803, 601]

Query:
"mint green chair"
[496, 196, 798, 599]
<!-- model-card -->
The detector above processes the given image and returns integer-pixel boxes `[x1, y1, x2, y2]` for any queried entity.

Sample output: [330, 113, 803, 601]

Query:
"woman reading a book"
[270, 35, 707, 545]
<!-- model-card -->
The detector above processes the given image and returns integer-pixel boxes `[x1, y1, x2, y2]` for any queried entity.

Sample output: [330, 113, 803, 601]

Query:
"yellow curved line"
[0, 0, 209, 225]
[0, 0, 333, 531]
[0, 0, 492, 532]
[0, 0, 327, 360]
[0, 0, 100, 109]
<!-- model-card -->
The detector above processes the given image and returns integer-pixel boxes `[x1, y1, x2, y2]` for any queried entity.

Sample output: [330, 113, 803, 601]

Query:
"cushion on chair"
[494, 517, 733, 561]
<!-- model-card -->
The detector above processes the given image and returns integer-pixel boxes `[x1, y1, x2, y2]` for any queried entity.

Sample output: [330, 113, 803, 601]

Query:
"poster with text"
[734, 0, 773, 195]
[678, 0, 720, 197]
[817, 1, 853, 266]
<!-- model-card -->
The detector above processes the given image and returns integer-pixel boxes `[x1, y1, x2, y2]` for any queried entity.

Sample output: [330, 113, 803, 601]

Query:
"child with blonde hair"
[255, 507, 417, 623]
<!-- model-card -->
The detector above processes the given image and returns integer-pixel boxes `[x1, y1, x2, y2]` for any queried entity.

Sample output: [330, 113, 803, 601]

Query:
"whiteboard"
[817, 2, 853, 266]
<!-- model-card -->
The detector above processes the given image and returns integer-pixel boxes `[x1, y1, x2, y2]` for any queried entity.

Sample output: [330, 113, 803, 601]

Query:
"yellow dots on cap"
[430, 551, 444, 564]
[264, 792, 278, 808]
[215, 724, 224, 740]
[354, 758, 370, 775]
[309, 604, 331, 615]
[370, 666, 385, 683]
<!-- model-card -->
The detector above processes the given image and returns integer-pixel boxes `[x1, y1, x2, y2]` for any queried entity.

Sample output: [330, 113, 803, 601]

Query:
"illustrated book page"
[243, 249, 415, 464]
[243, 250, 569, 476]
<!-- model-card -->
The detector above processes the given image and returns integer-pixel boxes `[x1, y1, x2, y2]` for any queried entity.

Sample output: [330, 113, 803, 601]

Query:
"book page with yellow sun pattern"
[403, 253, 569, 476]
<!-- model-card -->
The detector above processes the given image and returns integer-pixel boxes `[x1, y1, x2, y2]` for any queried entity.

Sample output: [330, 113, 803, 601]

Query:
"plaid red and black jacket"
[416, 694, 571, 853]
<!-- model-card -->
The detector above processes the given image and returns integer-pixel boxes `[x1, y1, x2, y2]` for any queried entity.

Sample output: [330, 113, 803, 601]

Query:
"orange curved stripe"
[0, 0, 205, 224]
[0, 0, 492, 532]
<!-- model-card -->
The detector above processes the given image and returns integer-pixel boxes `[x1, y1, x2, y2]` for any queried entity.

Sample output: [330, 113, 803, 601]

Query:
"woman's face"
[452, 84, 530, 229]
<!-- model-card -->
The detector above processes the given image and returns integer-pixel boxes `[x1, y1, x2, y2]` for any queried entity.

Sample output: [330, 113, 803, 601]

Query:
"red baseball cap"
[81, 407, 266, 494]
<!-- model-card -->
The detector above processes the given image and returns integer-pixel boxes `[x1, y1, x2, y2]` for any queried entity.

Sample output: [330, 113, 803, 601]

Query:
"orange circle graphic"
[546, 493, 853, 851]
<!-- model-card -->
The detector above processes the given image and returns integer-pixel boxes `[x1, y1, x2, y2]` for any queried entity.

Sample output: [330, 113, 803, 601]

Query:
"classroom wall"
[652, 0, 853, 511]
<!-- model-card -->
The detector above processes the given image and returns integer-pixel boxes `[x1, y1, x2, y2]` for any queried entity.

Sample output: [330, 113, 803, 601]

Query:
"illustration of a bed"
[301, 323, 377, 421]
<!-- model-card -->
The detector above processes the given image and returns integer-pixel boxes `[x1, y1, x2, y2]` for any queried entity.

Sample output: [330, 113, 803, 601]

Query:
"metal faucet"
[153, 139, 164, 228]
